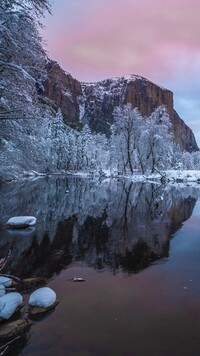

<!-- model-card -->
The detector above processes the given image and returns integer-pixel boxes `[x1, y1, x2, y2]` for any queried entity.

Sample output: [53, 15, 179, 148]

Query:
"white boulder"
[29, 287, 56, 308]
[0, 277, 12, 287]
[0, 292, 23, 320]
[0, 285, 5, 297]
[6, 216, 37, 228]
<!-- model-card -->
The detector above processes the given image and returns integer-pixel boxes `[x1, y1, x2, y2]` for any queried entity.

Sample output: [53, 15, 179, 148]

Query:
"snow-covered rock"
[0, 277, 12, 287]
[0, 293, 23, 320]
[28, 287, 56, 308]
[6, 216, 37, 228]
[72, 277, 85, 282]
[0, 285, 5, 297]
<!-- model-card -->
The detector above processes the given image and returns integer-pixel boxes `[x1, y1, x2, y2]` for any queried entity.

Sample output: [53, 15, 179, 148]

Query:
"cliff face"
[44, 60, 82, 123]
[44, 62, 198, 152]
[172, 111, 198, 152]
[81, 75, 174, 133]
[81, 76, 198, 152]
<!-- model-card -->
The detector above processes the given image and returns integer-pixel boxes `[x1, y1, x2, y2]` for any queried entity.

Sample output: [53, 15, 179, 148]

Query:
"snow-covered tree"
[138, 106, 172, 173]
[46, 110, 68, 170]
[171, 144, 184, 170]
[0, 1, 48, 120]
[182, 152, 194, 170]
[191, 151, 200, 170]
[111, 104, 142, 174]
[0, 0, 53, 179]
[110, 105, 173, 174]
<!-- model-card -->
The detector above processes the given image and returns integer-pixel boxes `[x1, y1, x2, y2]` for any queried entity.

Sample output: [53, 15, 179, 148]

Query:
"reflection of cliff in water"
[0, 177, 197, 277]
[71, 183, 196, 273]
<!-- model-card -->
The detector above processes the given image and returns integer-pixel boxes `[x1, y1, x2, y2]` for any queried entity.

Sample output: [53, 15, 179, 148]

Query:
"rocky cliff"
[44, 61, 198, 152]
[80, 75, 174, 133]
[44, 60, 82, 123]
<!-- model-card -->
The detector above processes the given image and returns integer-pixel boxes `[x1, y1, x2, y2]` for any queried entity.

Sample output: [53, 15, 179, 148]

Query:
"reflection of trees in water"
[73, 186, 195, 273]
[0, 178, 197, 277]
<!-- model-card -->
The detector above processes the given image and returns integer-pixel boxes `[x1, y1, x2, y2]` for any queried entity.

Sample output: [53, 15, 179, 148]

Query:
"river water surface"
[0, 177, 200, 355]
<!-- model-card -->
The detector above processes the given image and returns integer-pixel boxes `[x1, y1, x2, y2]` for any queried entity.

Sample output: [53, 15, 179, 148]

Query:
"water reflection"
[0, 177, 197, 277]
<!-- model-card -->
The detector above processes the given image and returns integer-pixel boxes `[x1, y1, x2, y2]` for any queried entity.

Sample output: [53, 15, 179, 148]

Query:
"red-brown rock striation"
[44, 60, 82, 123]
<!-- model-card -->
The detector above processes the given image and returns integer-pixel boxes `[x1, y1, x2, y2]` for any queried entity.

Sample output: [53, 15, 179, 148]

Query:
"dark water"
[0, 177, 200, 355]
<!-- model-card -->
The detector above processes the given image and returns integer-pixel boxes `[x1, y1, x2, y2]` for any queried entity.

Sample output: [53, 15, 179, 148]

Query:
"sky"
[42, 0, 200, 145]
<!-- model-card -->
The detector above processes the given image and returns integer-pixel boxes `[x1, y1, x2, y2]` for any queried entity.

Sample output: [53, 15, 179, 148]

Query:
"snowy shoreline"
[2, 169, 200, 186]
[125, 170, 200, 184]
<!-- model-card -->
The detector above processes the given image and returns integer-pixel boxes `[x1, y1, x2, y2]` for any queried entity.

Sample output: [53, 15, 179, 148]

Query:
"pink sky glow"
[43, 0, 200, 144]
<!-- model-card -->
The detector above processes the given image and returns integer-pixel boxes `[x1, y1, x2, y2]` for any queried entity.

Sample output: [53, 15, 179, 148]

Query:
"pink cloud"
[43, 0, 200, 81]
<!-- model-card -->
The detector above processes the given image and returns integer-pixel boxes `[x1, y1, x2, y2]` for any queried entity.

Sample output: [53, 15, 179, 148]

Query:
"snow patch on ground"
[5, 168, 200, 187]
[166, 170, 200, 182]
[67, 171, 92, 178]
[123, 170, 200, 184]
[70, 169, 200, 184]
[22, 170, 46, 177]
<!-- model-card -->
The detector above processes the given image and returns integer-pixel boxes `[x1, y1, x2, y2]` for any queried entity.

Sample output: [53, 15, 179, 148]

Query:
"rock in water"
[72, 277, 85, 282]
[28, 303, 59, 316]
[0, 293, 23, 320]
[6, 216, 37, 229]
[0, 319, 28, 341]
[29, 287, 56, 308]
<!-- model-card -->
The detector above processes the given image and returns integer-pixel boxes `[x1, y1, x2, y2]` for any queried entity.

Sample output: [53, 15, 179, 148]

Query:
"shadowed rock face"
[172, 110, 198, 152]
[44, 61, 198, 152]
[44, 60, 82, 123]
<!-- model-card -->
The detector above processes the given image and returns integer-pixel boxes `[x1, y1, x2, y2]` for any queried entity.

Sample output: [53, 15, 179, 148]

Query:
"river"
[0, 177, 200, 355]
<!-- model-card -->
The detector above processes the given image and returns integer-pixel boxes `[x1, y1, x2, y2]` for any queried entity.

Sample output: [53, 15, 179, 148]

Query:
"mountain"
[44, 60, 198, 152]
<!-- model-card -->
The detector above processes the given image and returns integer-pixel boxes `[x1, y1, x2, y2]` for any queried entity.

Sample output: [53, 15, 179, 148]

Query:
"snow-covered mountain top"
[82, 74, 141, 86]
[81, 74, 168, 91]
